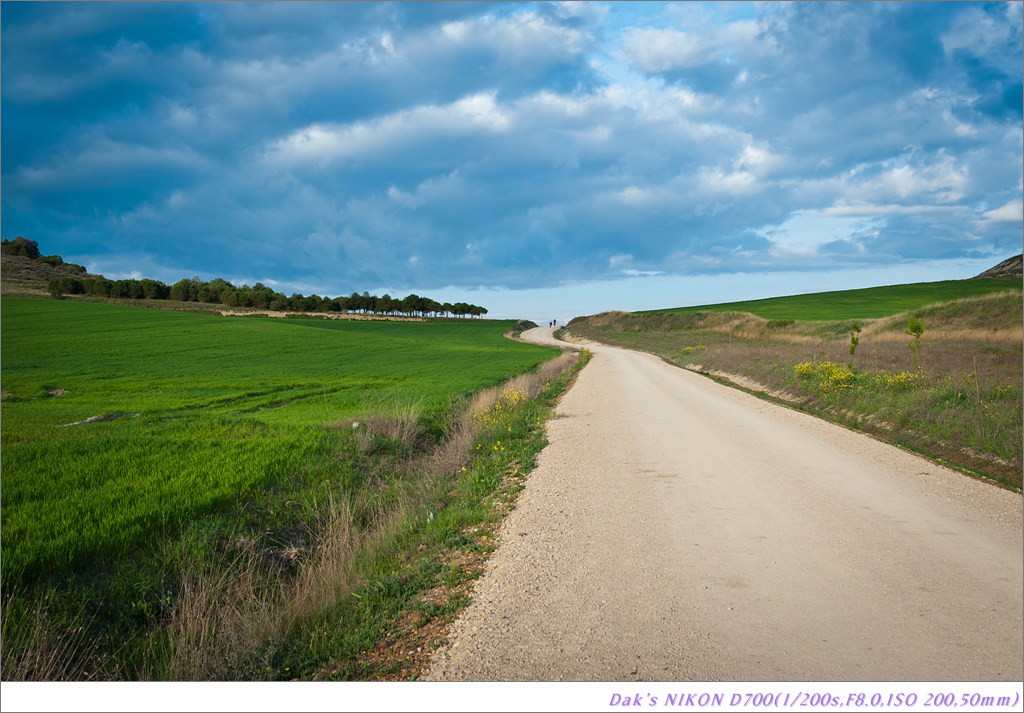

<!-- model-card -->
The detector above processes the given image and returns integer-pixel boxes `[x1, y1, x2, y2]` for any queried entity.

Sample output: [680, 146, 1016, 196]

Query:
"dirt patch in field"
[59, 412, 139, 427]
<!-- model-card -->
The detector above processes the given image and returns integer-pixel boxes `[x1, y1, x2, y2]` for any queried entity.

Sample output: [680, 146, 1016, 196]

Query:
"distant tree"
[47, 276, 85, 298]
[287, 292, 310, 311]
[250, 284, 272, 309]
[86, 278, 114, 298]
[305, 294, 323, 312]
[401, 293, 421, 316]
[848, 323, 862, 356]
[140, 279, 168, 300]
[269, 294, 289, 311]
[2, 236, 41, 258]
[170, 278, 197, 302]
[423, 298, 441, 316]
[375, 294, 395, 315]
[204, 278, 234, 304]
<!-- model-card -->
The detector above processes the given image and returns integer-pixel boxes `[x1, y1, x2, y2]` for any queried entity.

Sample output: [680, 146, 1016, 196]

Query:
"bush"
[876, 370, 921, 392]
[793, 360, 856, 394]
[794, 361, 816, 378]
[2, 237, 41, 259]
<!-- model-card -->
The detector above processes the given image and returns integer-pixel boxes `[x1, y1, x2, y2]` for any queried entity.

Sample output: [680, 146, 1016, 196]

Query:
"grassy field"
[1, 296, 567, 679]
[571, 282, 1023, 491]
[646, 279, 1022, 320]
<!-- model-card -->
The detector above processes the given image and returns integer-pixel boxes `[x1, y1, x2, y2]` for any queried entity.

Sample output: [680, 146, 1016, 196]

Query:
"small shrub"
[817, 361, 855, 394]
[876, 370, 921, 392]
[794, 361, 816, 378]
[906, 317, 924, 369]
[793, 360, 856, 395]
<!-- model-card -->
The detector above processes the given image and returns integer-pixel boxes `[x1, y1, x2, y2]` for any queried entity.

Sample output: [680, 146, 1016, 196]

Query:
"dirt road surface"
[424, 328, 1022, 681]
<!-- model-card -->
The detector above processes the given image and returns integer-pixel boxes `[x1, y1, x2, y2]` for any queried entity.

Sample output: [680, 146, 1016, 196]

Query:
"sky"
[2, 1, 1022, 323]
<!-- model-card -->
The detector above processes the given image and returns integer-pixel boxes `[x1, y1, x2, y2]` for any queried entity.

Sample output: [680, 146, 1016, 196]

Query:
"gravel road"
[424, 328, 1023, 681]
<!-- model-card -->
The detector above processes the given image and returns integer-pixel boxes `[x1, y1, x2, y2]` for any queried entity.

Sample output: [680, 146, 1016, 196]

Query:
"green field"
[1, 297, 563, 679]
[646, 279, 1022, 320]
[1, 298, 554, 586]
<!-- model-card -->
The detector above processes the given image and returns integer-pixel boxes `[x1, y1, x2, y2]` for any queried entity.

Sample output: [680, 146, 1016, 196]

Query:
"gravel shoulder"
[424, 328, 1023, 681]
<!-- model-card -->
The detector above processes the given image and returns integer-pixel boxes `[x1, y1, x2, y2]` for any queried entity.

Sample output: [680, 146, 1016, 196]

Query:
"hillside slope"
[973, 254, 1023, 280]
[1, 254, 98, 296]
[569, 289, 1023, 490]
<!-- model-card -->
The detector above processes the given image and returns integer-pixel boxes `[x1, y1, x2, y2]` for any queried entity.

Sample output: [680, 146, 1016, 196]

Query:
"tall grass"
[159, 351, 581, 681]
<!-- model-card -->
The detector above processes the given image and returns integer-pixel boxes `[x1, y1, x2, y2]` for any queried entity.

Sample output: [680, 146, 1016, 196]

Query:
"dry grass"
[862, 327, 1022, 344]
[161, 350, 579, 680]
[1, 591, 108, 681]
[166, 495, 373, 680]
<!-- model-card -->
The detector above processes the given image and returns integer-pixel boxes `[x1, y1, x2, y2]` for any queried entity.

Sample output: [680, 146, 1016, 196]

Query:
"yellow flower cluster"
[794, 361, 816, 378]
[876, 370, 920, 391]
[794, 360, 856, 393]
[475, 388, 528, 429]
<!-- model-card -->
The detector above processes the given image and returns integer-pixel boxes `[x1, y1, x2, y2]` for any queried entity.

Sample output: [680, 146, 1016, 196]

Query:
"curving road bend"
[424, 328, 1023, 681]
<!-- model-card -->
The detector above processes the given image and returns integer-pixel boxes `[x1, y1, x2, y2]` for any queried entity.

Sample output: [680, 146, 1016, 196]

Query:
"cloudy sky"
[2, 1, 1021, 322]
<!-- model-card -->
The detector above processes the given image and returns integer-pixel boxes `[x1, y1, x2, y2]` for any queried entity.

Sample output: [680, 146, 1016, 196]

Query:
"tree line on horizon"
[3, 236, 489, 318]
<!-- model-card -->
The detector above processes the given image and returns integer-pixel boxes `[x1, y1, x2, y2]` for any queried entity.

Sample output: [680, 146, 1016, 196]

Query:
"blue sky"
[2, 1, 1021, 322]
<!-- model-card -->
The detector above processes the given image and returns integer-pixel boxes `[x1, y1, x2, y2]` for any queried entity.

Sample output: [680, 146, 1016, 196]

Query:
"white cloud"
[698, 167, 757, 195]
[622, 28, 708, 72]
[262, 92, 510, 166]
[803, 202, 964, 218]
[942, 7, 1015, 63]
[981, 200, 1023, 223]
[760, 213, 882, 256]
[387, 185, 425, 209]
[734, 143, 784, 175]
[439, 11, 590, 63]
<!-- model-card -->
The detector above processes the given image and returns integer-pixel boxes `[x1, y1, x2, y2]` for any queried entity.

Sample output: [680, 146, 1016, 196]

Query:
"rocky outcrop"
[972, 254, 1023, 280]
